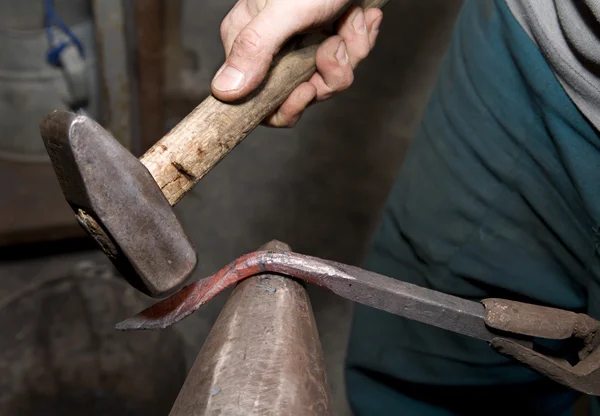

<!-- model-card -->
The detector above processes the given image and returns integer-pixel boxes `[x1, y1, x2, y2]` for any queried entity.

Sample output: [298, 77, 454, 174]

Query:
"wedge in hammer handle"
[139, 0, 390, 206]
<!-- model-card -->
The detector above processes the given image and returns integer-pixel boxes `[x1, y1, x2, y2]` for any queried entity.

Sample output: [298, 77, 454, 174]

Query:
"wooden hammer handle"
[140, 0, 389, 206]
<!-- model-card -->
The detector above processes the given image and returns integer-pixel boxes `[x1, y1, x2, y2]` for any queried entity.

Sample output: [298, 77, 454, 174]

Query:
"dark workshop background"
[0, 1, 463, 415]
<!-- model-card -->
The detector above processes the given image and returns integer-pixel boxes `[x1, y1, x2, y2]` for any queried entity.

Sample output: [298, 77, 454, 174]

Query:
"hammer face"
[40, 110, 197, 297]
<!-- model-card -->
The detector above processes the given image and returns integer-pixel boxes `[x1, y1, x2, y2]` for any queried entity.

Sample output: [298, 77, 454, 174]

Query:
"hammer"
[40, 0, 390, 297]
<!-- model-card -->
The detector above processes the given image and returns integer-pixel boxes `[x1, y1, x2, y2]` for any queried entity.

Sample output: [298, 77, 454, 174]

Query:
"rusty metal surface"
[491, 338, 600, 396]
[483, 298, 600, 342]
[169, 240, 331, 416]
[484, 298, 600, 396]
[39, 110, 196, 297]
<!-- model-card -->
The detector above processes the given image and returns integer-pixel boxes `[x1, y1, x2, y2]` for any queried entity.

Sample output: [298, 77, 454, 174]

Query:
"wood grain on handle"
[139, 43, 319, 205]
[140, 0, 389, 206]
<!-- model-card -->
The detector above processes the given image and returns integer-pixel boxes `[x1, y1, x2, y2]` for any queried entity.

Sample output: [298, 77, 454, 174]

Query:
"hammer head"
[40, 110, 197, 297]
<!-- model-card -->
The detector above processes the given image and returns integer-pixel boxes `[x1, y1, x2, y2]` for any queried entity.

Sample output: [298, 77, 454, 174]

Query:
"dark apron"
[345, 0, 600, 414]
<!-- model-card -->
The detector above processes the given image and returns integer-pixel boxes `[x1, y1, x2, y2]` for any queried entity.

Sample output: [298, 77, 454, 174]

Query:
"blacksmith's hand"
[212, 0, 383, 127]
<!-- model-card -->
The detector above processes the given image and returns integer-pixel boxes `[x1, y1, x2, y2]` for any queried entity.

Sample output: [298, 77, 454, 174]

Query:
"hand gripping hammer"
[39, 0, 390, 297]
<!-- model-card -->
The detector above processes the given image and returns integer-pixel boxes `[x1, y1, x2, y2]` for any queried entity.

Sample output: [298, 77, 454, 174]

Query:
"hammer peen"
[39, 0, 391, 297]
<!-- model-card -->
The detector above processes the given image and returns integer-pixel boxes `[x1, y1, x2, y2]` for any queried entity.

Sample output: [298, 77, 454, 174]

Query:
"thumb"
[211, 8, 299, 101]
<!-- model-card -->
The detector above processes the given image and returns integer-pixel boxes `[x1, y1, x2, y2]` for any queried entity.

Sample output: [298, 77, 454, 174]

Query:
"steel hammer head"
[40, 110, 197, 297]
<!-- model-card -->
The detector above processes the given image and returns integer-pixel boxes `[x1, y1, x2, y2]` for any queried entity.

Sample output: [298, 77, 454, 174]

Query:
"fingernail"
[352, 10, 367, 34]
[335, 41, 348, 65]
[372, 15, 382, 33]
[212, 65, 245, 91]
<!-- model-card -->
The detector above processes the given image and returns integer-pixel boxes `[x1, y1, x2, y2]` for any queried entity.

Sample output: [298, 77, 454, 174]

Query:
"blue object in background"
[44, 0, 85, 67]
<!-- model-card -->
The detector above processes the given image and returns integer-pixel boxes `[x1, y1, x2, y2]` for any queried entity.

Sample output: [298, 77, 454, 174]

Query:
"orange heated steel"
[115, 250, 354, 330]
[115, 248, 495, 345]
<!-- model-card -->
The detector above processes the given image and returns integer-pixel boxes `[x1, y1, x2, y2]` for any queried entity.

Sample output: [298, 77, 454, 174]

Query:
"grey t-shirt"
[506, 0, 600, 131]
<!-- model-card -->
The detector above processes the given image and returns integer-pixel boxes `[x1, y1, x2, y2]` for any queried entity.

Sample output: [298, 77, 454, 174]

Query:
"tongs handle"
[483, 298, 600, 396]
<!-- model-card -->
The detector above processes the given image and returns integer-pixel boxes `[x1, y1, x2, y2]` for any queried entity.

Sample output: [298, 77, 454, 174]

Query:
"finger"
[212, 6, 300, 101]
[264, 82, 317, 127]
[309, 36, 354, 101]
[219, 0, 255, 56]
[308, 10, 382, 102]
[365, 8, 383, 48]
[336, 6, 370, 68]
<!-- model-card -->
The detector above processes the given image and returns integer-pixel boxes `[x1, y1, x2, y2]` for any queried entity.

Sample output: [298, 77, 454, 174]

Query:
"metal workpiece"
[117, 250, 600, 396]
[116, 249, 496, 341]
[168, 241, 331, 416]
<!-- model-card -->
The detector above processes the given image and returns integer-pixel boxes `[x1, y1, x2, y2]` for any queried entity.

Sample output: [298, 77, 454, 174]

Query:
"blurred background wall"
[0, 0, 462, 414]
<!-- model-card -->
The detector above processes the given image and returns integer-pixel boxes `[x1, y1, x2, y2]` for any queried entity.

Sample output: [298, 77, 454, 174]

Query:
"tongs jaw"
[483, 298, 600, 395]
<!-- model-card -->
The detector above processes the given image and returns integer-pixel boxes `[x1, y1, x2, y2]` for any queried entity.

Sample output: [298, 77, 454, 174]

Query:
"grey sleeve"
[505, 0, 600, 131]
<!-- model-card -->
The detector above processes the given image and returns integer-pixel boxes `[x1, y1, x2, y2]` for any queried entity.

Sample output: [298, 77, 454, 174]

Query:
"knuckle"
[231, 27, 264, 59]
[316, 80, 335, 99]
[270, 113, 288, 128]
[278, 109, 295, 124]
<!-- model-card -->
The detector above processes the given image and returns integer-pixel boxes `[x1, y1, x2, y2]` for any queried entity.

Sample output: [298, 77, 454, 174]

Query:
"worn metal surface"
[117, 250, 600, 396]
[484, 298, 600, 396]
[39, 110, 196, 296]
[116, 250, 497, 341]
[170, 240, 331, 416]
